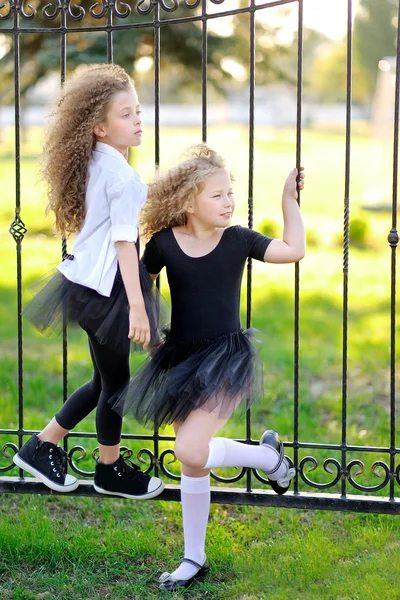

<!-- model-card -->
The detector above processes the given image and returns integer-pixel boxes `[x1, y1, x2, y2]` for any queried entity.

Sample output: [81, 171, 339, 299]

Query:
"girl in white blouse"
[14, 63, 164, 501]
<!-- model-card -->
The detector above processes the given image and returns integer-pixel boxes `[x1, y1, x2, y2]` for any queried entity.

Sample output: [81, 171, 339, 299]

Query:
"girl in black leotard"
[111, 144, 305, 591]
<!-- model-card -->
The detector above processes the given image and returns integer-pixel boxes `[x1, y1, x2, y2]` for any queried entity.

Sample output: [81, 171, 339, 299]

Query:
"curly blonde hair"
[42, 63, 135, 235]
[141, 144, 229, 238]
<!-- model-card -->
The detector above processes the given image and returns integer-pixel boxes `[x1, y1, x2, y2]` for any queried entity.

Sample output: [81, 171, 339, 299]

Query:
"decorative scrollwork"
[9, 214, 27, 243]
[89, 0, 107, 18]
[136, 447, 155, 474]
[43, 0, 62, 20]
[112, 0, 130, 18]
[211, 466, 247, 484]
[1, 443, 18, 473]
[395, 463, 400, 485]
[68, 445, 155, 477]
[19, 0, 36, 19]
[136, 0, 153, 16]
[298, 456, 342, 489]
[347, 459, 391, 493]
[67, 0, 85, 21]
[159, 448, 180, 481]
[159, 0, 178, 12]
[89, 0, 131, 19]
[0, 0, 13, 19]
[68, 445, 95, 476]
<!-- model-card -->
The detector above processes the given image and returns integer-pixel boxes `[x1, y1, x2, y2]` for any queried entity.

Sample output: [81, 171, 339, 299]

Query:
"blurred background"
[1, 0, 399, 492]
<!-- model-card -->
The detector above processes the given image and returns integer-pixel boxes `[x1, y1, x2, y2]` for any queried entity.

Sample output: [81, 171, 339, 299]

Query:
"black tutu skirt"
[109, 328, 263, 426]
[23, 261, 168, 353]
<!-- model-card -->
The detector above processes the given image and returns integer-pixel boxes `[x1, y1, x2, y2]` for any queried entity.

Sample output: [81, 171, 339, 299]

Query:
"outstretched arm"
[263, 167, 305, 264]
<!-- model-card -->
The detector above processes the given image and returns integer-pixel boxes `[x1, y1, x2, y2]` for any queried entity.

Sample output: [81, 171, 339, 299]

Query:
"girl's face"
[94, 88, 142, 154]
[189, 168, 235, 229]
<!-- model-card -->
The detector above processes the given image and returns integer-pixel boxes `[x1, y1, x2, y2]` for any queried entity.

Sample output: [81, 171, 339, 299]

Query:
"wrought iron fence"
[1, 0, 399, 514]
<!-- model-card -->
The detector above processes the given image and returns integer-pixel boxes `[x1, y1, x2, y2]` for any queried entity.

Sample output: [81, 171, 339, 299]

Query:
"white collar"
[94, 141, 128, 164]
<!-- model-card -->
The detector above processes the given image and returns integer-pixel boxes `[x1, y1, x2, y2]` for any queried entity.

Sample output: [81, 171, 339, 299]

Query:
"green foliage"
[354, 0, 398, 96]
[257, 217, 279, 238]
[349, 214, 371, 247]
[310, 41, 371, 105]
[305, 228, 319, 247]
[0, 4, 293, 104]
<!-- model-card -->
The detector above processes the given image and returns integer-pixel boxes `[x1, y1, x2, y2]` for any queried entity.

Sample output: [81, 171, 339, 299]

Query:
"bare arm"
[263, 168, 306, 264]
[115, 241, 150, 348]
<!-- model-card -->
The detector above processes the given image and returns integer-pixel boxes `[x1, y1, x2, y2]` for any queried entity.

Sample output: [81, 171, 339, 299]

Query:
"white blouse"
[57, 141, 148, 297]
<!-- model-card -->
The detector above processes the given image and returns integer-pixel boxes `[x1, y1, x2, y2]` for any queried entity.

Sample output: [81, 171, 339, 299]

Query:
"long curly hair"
[141, 144, 229, 238]
[42, 63, 135, 235]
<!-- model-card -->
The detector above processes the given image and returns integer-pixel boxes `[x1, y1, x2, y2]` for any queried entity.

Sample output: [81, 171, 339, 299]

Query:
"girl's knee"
[174, 436, 209, 469]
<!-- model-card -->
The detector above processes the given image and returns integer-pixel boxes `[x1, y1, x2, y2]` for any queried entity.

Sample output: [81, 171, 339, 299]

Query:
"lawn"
[0, 124, 399, 599]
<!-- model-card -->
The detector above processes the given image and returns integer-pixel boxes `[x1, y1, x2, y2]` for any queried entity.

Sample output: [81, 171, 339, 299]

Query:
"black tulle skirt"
[23, 261, 168, 353]
[109, 328, 263, 426]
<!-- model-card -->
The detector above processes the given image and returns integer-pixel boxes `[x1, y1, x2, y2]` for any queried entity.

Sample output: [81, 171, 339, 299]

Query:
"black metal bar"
[293, 0, 303, 495]
[201, 0, 207, 142]
[107, 0, 113, 63]
[13, 0, 23, 466]
[154, 2, 160, 168]
[3, 429, 399, 454]
[388, 0, 400, 500]
[0, 478, 399, 515]
[60, 0, 69, 459]
[245, 0, 256, 494]
[340, 0, 353, 499]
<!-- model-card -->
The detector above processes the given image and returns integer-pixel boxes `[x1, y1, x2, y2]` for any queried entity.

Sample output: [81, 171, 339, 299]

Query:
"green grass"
[1, 124, 399, 599]
[1, 495, 400, 600]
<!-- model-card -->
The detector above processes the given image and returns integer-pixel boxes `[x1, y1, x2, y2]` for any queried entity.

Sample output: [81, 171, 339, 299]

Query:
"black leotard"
[142, 226, 272, 342]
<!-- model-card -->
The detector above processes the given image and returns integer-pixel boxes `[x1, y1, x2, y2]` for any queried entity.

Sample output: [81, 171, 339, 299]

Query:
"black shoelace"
[115, 450, 143, 480]
[48, 445, 67, 477]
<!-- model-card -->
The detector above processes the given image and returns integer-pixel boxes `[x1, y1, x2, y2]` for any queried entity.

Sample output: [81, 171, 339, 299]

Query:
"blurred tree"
[0, 1, 292, 104]
[309, 40, 370, 104]
[304, 0, 397, 105]
[353, 0, 397, 96]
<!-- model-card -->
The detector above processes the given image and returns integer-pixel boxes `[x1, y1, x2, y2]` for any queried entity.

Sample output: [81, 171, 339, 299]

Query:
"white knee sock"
[168, 473, 210, 582]
[203, 437, 288, 480]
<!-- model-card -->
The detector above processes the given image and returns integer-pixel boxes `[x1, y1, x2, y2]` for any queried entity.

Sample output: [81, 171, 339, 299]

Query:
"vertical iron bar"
[154, 4, 160, 167]
[341, 0, 353, 498]
[292, 0, 303, 495]
[246, 1, 255, 493]
[14, 1, 23, 460]
[107, 0, 113, 63]
[153, 1, 161, 475]
[201, 0, 207, 143]
[61, 1, 68, 456]
[388, 0, 400, 500]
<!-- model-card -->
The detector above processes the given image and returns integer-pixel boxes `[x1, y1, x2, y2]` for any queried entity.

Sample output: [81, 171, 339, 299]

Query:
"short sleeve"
[236, 226, 273, 261]
[142, 235, 165, 275]
[108, 176, 148, 243]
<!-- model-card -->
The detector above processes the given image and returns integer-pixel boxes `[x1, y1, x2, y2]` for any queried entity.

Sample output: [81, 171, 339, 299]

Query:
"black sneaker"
[13, 434, 79, 493]
[93, 450, 164, 500]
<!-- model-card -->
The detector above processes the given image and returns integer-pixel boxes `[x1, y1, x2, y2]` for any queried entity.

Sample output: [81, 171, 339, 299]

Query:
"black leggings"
[55, 331, 130, 446]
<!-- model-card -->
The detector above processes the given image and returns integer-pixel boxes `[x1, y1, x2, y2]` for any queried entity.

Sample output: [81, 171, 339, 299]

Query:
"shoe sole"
[269, 468, 296, 495]
[159, 567, 210, 590]
[13, 453, 79, 493]
[93, 479, 165, 500]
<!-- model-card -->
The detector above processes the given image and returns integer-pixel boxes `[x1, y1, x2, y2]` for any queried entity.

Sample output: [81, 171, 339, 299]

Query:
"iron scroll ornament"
[3, 442, 399, 493]
[1, 0, 237, 20]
